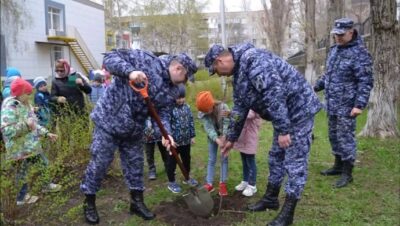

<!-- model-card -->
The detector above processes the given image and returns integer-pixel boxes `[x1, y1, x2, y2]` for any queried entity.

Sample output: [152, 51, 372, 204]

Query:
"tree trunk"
[304, 0, 316, 84]
[261, 0, 292, 56]
[325, 0, 344, 57]
[359, 0, 399, 138]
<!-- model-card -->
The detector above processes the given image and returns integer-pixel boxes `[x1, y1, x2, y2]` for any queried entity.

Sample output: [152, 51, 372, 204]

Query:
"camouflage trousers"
[328, 115, 356, 164]
[80, 126, 145, 194]
[268, 117, 314, 199]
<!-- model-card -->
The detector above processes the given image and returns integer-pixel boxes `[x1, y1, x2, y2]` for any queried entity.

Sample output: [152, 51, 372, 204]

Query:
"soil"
[6, 172, 249, 225]
[154, 191, 248, 226]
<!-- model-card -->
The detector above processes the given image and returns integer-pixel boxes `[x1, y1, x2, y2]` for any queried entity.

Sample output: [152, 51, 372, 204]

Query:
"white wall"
[3, 0, 105, 80]
[5, 0, 49, 79]
[66, 0, 105, 65]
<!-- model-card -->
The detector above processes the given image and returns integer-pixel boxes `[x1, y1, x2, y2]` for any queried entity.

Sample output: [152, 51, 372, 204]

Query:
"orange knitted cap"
[196, 91, 215, 113]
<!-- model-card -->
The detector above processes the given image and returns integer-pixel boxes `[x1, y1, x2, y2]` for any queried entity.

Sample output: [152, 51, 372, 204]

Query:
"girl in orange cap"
[196, 91, 230, 196]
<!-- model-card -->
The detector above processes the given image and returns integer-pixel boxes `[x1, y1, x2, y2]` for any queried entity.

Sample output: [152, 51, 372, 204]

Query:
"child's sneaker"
[42, 183, 62, 193]
[235, 181, 248, 191]
[148, 171, 157, 180]
[17, 194, 39, 206]
[219, 182, 228, 196]
[167, 182, 182, 193]
[242, 185, 257, 197]
[182, 178, 198, 187]
[204, 183, 214, 192]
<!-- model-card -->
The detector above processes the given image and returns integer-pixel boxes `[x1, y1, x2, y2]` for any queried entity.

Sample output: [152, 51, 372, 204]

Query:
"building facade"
[0, 0, 105, 80]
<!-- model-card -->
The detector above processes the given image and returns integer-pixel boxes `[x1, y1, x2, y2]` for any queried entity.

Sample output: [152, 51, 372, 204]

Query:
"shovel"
[129, 80, 214, 217]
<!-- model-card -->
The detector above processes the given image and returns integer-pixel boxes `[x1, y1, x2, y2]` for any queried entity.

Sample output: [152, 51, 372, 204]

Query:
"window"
[53, 46, 64, 61]
[51, 46, 64, 77]
[45, 0, 65, 35]
[252, 39, 257, 45]
[48, 7, 63, 31]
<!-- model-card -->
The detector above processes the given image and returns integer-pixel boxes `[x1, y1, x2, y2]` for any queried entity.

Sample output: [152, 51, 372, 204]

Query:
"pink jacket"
[233, 110, 262, 154]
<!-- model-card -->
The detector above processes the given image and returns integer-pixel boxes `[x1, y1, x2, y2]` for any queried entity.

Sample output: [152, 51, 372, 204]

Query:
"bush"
[193, 70, 210, 82]
[0, 106, 93, 224]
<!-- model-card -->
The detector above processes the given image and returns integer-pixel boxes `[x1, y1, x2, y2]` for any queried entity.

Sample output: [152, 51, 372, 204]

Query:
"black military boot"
[83, 194, 99, 225]
[267, 194, 298, 226]
[248, 183, 280, 211]
[320, 155, 343, 176]
[335, 161, 353, 188]
[130, 190, 156, 220]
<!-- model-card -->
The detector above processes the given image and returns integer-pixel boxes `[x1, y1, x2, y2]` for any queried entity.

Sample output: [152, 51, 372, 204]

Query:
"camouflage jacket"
[226, 43, 322, 142]
[91, 49, 180, 139]
[1, 97, 48, 161]
[314, 34, 373, 116]
[170, 103, 195, 146]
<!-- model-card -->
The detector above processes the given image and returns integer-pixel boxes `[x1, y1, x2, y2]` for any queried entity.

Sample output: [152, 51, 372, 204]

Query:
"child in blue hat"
[33, 77, 51, 127]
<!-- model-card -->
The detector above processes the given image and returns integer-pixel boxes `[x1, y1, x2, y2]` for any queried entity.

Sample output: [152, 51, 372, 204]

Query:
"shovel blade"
[182, 186, 214, 217]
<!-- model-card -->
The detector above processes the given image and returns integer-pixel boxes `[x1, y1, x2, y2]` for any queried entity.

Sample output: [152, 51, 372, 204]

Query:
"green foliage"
[0, 105, 93, 224]
[186, 74, 233, 108]
[64, 204, 83, 223]
[113, 200, 129, 213]
[1, 79, 399, 225]
[193, 69, 210, 82]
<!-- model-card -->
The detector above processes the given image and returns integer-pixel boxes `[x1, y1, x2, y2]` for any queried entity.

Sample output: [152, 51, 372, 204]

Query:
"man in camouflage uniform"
[315, 18, 373, 188]
[204, 43, 321, 226]
[80, 49, 197, 224]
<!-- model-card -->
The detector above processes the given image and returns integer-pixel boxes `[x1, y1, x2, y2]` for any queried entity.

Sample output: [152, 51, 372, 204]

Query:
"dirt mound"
[154, 191, 249, 226]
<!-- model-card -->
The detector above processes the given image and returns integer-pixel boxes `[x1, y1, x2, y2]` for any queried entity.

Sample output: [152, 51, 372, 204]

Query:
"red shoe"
[204, 183, 214, 192]
[219, 182, 228, 196]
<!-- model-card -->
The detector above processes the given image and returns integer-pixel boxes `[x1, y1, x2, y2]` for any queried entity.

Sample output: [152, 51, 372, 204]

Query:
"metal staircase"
[48, 27, 100, 74]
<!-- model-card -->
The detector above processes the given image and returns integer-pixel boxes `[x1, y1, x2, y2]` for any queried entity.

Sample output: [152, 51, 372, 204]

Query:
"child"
[33, 77, 51, 127]
[1, 78, 60, 205]
[233, 110, 262, 197]
[103, 69, 112, 88]
[196, 91, 230, 196]
[144, 116, 168, 180]
[166, 85, 197, 193]
[2, 67, 22, 98]
[89, 71, 106, 104]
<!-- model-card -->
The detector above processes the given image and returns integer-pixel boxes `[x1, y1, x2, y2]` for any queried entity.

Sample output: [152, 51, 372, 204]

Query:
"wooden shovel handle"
[130, 81, 190, 181]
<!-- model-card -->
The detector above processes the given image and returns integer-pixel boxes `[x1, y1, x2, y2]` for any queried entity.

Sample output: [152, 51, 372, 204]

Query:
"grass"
[1, 75, 399, 225]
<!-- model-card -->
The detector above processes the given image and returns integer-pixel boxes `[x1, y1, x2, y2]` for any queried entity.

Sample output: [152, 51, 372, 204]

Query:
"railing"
[66, 26, 100, 69]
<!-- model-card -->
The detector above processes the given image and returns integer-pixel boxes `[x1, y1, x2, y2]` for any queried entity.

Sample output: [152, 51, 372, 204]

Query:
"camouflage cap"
[331, 18, 354, 35]
[159, 54, 197, 82]
[174, 53, 198, 82]
[204, 44, 225, 75]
